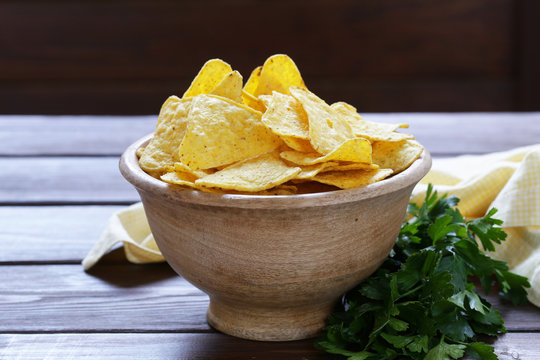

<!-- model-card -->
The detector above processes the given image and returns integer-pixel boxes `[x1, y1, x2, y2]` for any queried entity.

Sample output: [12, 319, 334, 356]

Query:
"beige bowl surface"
[120, 134, 431, 341]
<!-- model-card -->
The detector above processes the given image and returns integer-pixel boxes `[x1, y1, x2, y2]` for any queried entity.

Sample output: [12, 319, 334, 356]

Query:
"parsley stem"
[397, 283, 424, 300]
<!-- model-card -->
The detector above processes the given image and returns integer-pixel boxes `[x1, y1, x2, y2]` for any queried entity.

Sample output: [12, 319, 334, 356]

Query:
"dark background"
[1, 0, 539, 115]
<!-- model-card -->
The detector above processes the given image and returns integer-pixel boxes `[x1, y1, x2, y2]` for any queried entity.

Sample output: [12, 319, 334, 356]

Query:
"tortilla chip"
[322, 162, 379, 172]
[331, 102, 413, 142]
[209, 70, 243, 103]
[254, 54, 306, 96]
[178, 94, 281, 170]
[183, 59, 233, 98]
[160, 171, 198, 187]
[244, 65, 262, 96]
[261, 92, 309, 139]
[280, 138, 371, 165]
[372, 140, 424, 174]
[139, 96, 192, 173]
[242, 90, 266, 112]
[195, 151, 301, 192]
[290, 87, 354, 155]
[173, 162, 213, 179]
[313, 168, 393, 189]
[294, 162, 339, 180]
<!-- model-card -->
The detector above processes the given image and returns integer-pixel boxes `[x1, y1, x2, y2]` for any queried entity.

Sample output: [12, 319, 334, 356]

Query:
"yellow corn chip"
[178, 94, 281, 170]
[261, 92, 309, 139]
[195, 151, 301, 192]
[140, 55, 422, 194]
[160, 171, 198, 187]
[183, 59, 233, 98]
[313, 169, 393, 189]
[173, 162, 213, 179]
[331, 102, 413, 142]
[254, 54, 306, 96]
[244, 65, 262, 96]
[209, 70, 243, 103]
[289, 87, 354, 155]
[241, 66, 265, 111]
[136, 146, 145, 158]
[372, 140, 424, 174]
[139, 96, 192, 173]
[322, 162, 379, 172]
[242, 90, 266, 112]
[281, 136, 315, 153]
[280, 138, 371, 165]
[294, 162, 339, 180]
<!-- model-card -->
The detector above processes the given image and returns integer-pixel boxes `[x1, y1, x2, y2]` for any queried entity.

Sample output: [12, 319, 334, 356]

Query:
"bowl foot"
[207, 297, 335, 341]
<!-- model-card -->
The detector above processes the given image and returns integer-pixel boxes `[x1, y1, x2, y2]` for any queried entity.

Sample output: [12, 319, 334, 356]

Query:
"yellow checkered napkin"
[82, 203, 164, 270]
[83, 144, 540, 306]
[412, 144, 540, 306]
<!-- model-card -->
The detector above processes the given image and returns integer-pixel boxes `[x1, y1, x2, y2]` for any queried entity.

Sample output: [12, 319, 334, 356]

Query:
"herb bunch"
[317, 185, 530, 360]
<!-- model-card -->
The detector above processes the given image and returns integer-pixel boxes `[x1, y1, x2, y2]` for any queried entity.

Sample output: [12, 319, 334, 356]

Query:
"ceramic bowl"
[119, 134, 431, 341]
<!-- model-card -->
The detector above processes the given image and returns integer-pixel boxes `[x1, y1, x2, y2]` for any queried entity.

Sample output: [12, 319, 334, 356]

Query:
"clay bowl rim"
[120, 133, 432, 209]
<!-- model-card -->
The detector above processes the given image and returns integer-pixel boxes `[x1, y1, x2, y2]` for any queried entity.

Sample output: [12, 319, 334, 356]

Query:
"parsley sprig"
[317, 185, 530, 360]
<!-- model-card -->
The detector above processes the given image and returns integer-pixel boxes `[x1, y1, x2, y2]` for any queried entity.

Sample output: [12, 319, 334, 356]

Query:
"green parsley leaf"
[316, 184, 531, 360]
[424, 339, 466, 360]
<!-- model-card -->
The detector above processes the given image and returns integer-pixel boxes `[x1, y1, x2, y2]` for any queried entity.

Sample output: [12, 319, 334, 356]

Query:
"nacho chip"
[136, 146, 145, 158]
[289, 87, 355, 155]
[160, 171, 198, 187]
[183, 59, 233, 98]
[331, 102, 413, 142]
[178, 94, 281, 170]
[261, 92, 309, 139]
[372, 140, 423, 174]
[281, 136, 315, 153]
[173, 162, 213, 179]
[322, 162, 379, 172]
[244, 65, 262, 96]
[294, 162, 339, 180]
[242, 90, 266, 112]
[209, 70, 243, 103]
[195, 151, 301, 192]
[313, 168, 393, 189]
[254, 54, 306, 96]
[280, 137, 371, 165]
[139, 96, 192, 173]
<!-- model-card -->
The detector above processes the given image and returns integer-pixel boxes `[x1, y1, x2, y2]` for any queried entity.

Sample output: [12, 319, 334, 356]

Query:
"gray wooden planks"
[1, 113, 538, 156]
[0, 206, 123, 262]
[0, 115, 155, 155]
[0, 264, 210, 332]
[0, 157, 139, 204]
[0, 264, 538, 333]
[0, 332, 538, 360]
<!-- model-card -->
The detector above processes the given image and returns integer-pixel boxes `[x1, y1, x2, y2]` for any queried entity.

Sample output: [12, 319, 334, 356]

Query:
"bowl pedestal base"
[206, 297, 335, 341]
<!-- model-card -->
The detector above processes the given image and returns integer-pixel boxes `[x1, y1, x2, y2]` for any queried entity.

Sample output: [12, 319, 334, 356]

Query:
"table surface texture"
[1, 113, 539, 359]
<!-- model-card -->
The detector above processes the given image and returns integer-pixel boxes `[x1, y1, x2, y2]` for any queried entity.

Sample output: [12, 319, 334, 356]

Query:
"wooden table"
[1, 113, 539, 359]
